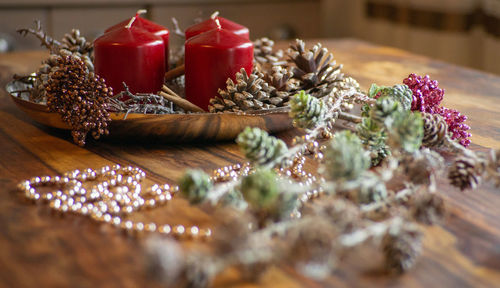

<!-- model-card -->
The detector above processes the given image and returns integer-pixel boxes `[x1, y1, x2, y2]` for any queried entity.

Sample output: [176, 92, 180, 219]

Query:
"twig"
[171, 18, 185, 38]
[17, 20, 60, 53]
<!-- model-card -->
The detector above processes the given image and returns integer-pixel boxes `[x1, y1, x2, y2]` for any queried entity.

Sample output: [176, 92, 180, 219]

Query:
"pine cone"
[288, 39, 344, 98]
[241, 169, 279, 210]
[61, 29, 93, 55]
[322, 131, 370, 181]
[389, 110, 423, 154]
[45, 55, 112, 146]
[289, 90, 326, 129]
[422, 113, 448, 148]
[382, 221, 422, 274]
[356, 118, 390, 166]
[253, 37, 285, 67]
[370, 97, 403, 127]
[262, 66, 297, 106]
[179, 169, 212, 204]
[209, 68, 273, 113]
[448, 156, 482, 190]
[411, 193, 445, 225]
[236, 127, 288, 166]
[31, 54, 62, 102]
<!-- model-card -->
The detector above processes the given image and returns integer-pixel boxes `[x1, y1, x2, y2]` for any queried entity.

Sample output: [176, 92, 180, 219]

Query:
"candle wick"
[210, 11, 219, 19]
[126, 9, 147, 28]
[214, 18, 222, 30]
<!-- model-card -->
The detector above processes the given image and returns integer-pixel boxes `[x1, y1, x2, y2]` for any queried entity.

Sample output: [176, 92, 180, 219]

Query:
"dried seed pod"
[45, 55, 112, 146]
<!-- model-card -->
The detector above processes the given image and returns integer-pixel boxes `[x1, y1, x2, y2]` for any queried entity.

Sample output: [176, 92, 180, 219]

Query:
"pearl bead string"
[17, 164, 211, 239]
[18, 158, 323, 240]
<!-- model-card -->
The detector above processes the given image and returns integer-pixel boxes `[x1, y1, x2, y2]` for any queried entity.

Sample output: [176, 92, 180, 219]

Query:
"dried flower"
[322, 131, 370, 181]
[403, 73, 444, 113]
[289, 90, 326, 129]
[236, 127, 288, 166]
[45, 55, 111, 146]
[179, 169, 212, 204]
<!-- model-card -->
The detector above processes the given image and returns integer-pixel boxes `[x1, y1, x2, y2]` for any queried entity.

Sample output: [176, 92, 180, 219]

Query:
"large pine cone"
[209, 68, 274, 113]
[288, 39, 345, 98]
[448, 156, 482, 190]
[422, 113, 448, 148]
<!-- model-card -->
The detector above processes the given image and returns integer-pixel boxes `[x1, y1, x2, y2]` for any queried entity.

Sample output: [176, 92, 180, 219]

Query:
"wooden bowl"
[6, 81, 293, 142]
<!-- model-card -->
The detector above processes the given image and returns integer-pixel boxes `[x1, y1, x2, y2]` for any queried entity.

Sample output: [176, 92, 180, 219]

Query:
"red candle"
[185, 13, 249, 40]
[106, 10, 170, 70]
[185, 20, 253, 110]
[94, 17, 165, 95]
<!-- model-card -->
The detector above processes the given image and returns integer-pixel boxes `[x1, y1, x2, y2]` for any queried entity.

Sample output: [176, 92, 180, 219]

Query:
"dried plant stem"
[339, 217, 404, 247]
[171, 18, 185, 38]
[338, 111, 362, 123]
[17, 20, 60, 53]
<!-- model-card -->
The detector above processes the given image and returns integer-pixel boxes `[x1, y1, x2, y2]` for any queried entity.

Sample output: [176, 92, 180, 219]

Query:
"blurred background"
[1, 0, 499, 74]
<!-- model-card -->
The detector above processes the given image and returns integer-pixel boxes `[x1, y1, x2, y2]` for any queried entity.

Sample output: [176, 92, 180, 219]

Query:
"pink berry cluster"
[403, 74, 444, 113]
[403, 73, 471, 147]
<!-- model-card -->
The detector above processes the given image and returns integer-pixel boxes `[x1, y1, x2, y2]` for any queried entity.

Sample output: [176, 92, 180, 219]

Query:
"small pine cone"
[382, 221, 422, 274]
[263, 66, 297, 106]
[209, 68, 274, 113]
[32, 54, 62, 102]
[289, 90, 326, 129]
[236, 127, 288, 166]
[179, 169, 212, 204]
[288, 39, 344, 98]
[253, 37, 285, 66]
[422, 112, 448, 148]
[411, 193, 445, 225]
[288, 218, 338, 266]
[61, 29, 93, 55]
[448, 156, 482, 190]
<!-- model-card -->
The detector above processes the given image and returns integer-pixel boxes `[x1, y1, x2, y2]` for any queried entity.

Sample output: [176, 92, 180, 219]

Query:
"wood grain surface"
[0, 39, 500, 288]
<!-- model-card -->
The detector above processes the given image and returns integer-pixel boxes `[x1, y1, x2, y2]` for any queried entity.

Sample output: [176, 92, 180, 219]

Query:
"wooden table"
[1, 39, 499, 288]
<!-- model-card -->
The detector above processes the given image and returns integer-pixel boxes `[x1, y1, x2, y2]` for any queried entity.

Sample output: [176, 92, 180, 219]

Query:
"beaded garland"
[17, 153, 322, 240]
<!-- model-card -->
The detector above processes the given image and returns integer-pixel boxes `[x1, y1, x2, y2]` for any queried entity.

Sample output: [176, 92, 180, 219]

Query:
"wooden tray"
[6, 81, 293, 142]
